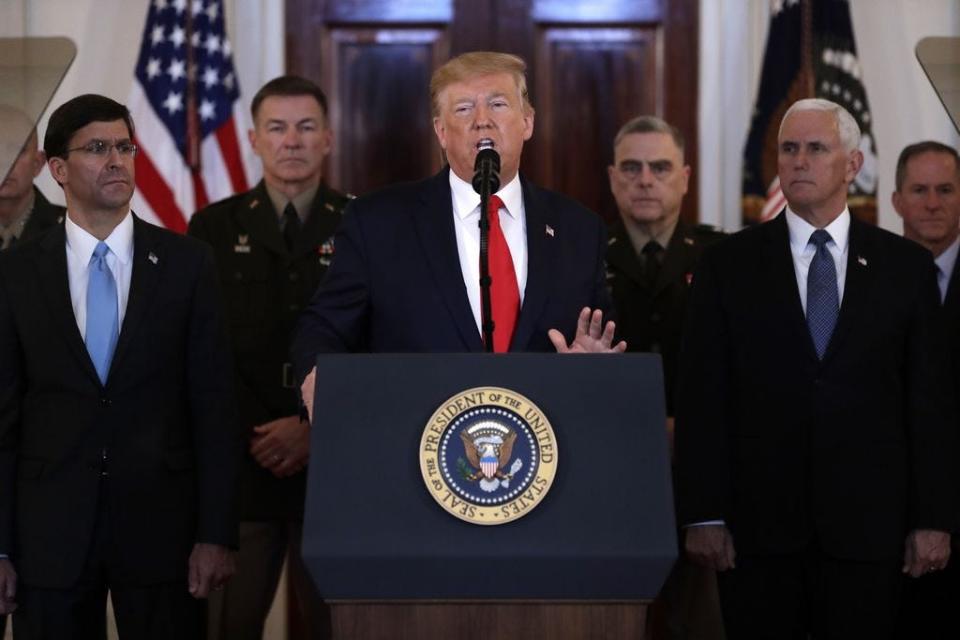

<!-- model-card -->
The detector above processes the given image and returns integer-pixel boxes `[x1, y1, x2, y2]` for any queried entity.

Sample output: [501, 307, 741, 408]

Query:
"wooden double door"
[286, 0, 700, 225]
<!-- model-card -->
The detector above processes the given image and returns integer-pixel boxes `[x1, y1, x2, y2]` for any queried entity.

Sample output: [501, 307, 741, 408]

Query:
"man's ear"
[433, 116, 447, 150]
[48, 156, 67, 186]
[892, 190, 904, 218]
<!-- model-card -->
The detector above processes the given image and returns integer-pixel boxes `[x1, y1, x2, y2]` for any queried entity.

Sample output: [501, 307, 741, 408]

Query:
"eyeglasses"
[66, 139, 138, 158]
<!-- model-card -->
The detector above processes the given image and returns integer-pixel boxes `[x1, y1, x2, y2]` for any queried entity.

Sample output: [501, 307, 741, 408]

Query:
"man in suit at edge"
[891, 140, 960, 639]
[605, 115, 725, 640]
[189, 75, 351, 640]
[676, 98, 957, 638]
[292, 51, 625, 415]
[0, 106, 65, 251]
[0, 94, 240, 639]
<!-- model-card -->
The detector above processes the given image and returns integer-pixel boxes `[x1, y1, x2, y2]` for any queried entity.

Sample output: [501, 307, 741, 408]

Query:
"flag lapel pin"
[545, 224, 555, 237]
[148, 252, 159, 265]
[857, 255, 867, 267]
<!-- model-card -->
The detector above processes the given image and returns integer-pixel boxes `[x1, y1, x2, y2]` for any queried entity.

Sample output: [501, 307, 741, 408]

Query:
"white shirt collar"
[784, 206, 851, 253]
[449, 170, 523, 221]
[935, 236, 960, 279]
[65, 211, 135, 265]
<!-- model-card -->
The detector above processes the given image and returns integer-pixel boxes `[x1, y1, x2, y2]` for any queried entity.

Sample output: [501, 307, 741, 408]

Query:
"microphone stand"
[472, 145, 500, 352]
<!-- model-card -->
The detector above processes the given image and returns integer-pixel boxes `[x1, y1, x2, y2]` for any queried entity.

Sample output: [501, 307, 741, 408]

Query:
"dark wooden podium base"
[327, 601, 648, 639]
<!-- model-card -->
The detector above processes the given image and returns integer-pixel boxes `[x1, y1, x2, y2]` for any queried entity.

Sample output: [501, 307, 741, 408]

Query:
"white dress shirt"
[784, 206, 850, 314]
[934, 237, 960, 303]
[65, 212, 135, 336]
[449, 171, 528, 335]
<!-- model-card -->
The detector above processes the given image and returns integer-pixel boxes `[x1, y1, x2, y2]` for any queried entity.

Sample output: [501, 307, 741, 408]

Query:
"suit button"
[101, 397, 112, 406]
[650, 312, 661, 324]
[234, 271, 243, 281]
[650, 342, 661, 353]
[289, 303, 300, 312]
[288, 271, 300, 282]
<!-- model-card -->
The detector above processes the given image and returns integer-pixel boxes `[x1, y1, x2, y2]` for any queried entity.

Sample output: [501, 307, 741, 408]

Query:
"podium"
[303, 353, 676, 639]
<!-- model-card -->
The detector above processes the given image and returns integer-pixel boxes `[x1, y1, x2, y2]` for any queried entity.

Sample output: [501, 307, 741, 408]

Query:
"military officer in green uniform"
[605, 115, 725, 640]
[0, 116, 66, 638]
[0, 110, 65, 251]
[606, 115, 724, 418]
[188, 75, 350, 640]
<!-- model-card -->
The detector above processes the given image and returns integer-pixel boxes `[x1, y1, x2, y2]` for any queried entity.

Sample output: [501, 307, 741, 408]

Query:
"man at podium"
[292, 51, 625, 416]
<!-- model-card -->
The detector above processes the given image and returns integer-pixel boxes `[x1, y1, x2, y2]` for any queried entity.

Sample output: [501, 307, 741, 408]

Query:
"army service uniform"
[188, 180, 350, 640]
[606, 219, 725, 415]
[606, 218, 726, 640]
[0, 187, 65, 250]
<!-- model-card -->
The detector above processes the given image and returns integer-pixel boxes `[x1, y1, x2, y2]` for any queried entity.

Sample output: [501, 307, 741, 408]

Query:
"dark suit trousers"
[12, 479, 202, 640]
[895, 553, 960, 638]
[717, 547, 902, 640]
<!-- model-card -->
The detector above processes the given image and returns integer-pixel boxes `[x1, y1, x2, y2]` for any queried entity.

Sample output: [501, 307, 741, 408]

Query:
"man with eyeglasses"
[605, 116, 725, 640]
[0, 94, 240, 639]
[0, 106, 64, 252]
[606, 116, 724, 425]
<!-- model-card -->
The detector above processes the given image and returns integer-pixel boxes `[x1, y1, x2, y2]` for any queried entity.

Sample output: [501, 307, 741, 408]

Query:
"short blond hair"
[430, 51, 533, 117]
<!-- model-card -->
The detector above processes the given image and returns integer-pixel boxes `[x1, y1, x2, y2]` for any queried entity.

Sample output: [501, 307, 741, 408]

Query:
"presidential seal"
[419, 386, 558, 525]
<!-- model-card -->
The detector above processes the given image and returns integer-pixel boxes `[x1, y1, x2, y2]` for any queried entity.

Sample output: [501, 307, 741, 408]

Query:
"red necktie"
[484, 195, 520, 352]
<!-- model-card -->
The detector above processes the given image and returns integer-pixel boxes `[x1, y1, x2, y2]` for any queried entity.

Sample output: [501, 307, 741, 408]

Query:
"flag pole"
[184, 6, 201, 172]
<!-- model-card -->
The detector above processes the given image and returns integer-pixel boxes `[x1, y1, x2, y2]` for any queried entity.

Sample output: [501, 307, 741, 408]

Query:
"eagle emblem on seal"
[458, 421, 524, 493]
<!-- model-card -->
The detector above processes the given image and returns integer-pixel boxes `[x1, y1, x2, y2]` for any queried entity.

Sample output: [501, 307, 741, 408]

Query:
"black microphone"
[472, 141, 500, 352]
[472, 142, 501, 196]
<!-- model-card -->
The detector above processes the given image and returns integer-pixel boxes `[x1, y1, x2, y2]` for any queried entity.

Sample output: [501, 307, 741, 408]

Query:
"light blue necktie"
[85, 241, 119, 383]
[806, 229, 839, 360]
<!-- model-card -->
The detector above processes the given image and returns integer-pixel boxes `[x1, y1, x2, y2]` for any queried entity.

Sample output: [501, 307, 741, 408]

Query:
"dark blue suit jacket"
[292, 168, 611, 378]
[675, 213, 957, 563]
[0, 216, 240, 587]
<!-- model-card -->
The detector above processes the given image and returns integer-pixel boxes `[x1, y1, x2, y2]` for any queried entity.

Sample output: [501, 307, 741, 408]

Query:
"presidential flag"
[128, 0, 259, 232]
[742, 0, 877, 225]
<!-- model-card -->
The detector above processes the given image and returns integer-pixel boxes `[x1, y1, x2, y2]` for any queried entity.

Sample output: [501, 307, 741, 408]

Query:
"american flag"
[128, 0, 259, 232]
[741, 0, 877, 225]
